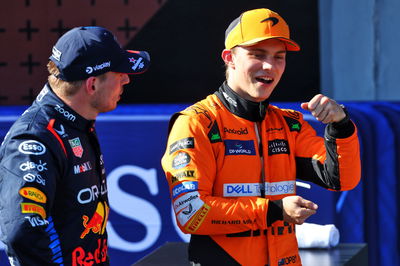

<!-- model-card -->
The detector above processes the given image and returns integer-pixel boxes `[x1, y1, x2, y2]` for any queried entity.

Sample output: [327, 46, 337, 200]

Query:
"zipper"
[255, 122, 265, 198]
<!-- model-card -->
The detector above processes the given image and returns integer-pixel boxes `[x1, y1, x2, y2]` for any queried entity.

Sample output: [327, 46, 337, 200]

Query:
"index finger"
[307, 94, 324, 111]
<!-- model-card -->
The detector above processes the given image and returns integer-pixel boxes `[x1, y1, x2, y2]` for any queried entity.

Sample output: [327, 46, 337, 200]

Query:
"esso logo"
[18, 140, 46, 155]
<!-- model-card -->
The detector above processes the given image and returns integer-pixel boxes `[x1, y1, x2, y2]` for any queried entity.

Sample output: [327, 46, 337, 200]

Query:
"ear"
[85, 77, 96, 95]
[221, 49, 235, 69]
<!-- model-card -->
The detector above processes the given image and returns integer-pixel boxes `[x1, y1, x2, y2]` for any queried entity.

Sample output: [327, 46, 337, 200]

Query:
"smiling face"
[222, 38, 287, 102]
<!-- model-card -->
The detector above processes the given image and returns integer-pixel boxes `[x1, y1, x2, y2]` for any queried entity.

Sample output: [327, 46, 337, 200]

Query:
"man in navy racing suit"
[0, 26, 150, 265]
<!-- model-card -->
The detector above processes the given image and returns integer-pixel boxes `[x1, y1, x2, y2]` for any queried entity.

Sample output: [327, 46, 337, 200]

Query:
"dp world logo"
[86, 67, 93, 74]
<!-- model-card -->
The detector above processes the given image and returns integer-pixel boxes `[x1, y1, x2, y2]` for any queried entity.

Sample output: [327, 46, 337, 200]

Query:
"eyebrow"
[247, 48, 287, 54]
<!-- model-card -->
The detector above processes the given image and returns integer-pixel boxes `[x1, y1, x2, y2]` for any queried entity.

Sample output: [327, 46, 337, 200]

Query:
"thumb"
[299, 197, 318, 210]
[300, 102, 310, 111]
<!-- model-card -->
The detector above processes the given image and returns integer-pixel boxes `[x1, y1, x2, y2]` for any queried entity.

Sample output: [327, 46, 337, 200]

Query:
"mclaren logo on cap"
[261, 17, 279, 26]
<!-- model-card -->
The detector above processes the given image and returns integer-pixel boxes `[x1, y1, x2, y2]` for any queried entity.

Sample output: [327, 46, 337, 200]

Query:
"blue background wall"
[0, 103, 399, 265]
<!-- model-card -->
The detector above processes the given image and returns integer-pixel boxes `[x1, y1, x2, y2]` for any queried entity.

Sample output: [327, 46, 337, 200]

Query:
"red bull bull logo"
[80, 201, 109, 239]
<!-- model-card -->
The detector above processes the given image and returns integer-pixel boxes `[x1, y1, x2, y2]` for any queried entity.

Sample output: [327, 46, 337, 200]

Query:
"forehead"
[240, 38, 287, 53]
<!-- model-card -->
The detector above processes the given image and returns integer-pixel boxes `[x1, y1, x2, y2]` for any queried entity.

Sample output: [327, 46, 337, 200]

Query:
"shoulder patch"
[208, 121, 222, 143]
[283, 116, 302, 132]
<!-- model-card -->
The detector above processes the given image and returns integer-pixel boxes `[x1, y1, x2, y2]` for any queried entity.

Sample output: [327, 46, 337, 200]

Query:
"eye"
[249, 52, 265, 59]
[275, 53, 286, 60]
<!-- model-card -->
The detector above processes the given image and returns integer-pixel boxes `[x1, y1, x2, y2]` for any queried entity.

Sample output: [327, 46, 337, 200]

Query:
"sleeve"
[161, 113, 272, 235]
[0, 134, 61, 265]
[294, 113, 361, 191]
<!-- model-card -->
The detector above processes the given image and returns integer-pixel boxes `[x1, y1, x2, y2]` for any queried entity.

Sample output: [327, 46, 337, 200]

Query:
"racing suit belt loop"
[269, 223, 295, 236]
[226, 229, 268, 237]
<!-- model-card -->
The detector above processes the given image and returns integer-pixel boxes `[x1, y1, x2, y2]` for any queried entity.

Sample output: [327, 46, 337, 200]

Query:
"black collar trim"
[215, 82, 269, 122]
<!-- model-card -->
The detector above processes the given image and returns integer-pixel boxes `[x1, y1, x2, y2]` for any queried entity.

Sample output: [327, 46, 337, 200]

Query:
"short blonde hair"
[47, 61, 84, 96]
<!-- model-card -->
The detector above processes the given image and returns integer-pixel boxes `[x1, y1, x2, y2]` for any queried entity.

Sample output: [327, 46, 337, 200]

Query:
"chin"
[251, 94, 270, 102]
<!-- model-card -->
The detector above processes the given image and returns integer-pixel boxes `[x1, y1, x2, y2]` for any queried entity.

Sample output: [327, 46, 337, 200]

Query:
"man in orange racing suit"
[161, 8, 361, 266]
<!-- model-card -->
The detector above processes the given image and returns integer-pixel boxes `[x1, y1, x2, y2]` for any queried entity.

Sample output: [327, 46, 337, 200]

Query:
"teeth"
[256, 77, 273, 84]
[258, 77, 272, 81]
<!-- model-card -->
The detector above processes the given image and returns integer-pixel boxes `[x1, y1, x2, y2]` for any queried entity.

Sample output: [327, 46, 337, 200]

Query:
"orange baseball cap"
[224, 8, 300, 51]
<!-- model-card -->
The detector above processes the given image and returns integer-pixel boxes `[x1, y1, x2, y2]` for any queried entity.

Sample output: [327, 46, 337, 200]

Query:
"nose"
[262, 59, 273, 70]
[121, 73, 130, 85]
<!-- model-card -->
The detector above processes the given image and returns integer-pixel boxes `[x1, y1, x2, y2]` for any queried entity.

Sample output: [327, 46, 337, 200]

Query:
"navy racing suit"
[0, 84, 109, 265]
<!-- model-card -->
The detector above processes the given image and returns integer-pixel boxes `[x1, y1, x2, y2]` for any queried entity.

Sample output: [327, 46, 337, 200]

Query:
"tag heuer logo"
[69, 137, 84, 158]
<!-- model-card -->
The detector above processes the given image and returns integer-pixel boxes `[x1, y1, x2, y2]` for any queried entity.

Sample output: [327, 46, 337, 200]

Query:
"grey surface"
[133, 242, 368, 266]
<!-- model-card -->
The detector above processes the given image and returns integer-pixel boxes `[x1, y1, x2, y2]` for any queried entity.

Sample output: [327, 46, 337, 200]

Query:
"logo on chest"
[69, 137, 84, 158]
[268, 139, 290, 155]
[224, 140, 256, 156]
[74, 161, 93, 174]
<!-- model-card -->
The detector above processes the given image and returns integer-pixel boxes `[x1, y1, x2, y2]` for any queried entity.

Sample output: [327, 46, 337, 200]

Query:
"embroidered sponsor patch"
[25, 216, 49, 227]
[265, 181, 296, 196]
[208, 121, 222, 143]
[268, 139, 290, 155]
[171, 170, 196, 183]
[176, 194, 205, 226]
[224, 127, 248, 135]
[185, 204, 211, 232]
[224, 183, 262, 197]
[74, 161, 93, 174]
[80, 202, 109, 239]
[69, 137, 84, 158]
[224, 140, 256, 155]
[172, 181, 198, 199]
[19, 187, 47, 203]
[19, 160, 48, 172]
[18, 140, 46, 155]
[284, 116, 301, 132]
[172, 152, 191, 169]
[223, 181, 296, 197]
[21, 203, 46, 219]
[23, 173, 46, 185]
[173, 191, 200, 213]
[169, 137, 194, 154]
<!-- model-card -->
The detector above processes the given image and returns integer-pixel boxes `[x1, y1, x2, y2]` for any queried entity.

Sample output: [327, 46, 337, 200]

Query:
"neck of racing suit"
[215, 81, 269, 122]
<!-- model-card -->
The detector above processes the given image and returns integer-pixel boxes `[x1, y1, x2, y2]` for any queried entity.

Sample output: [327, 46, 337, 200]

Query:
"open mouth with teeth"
[255, 77, 273, 84]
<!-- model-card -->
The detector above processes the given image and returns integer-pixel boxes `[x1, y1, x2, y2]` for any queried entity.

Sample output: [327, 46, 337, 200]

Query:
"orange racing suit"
[161, 82, 361, 266]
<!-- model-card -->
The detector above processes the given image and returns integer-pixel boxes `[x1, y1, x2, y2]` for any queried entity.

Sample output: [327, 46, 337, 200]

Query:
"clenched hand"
[301, 94, 346, 124]
[282, 196, 318, 225]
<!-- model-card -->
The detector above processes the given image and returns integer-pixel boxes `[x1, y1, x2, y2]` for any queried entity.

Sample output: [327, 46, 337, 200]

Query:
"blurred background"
[1, 0, 400, 265]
